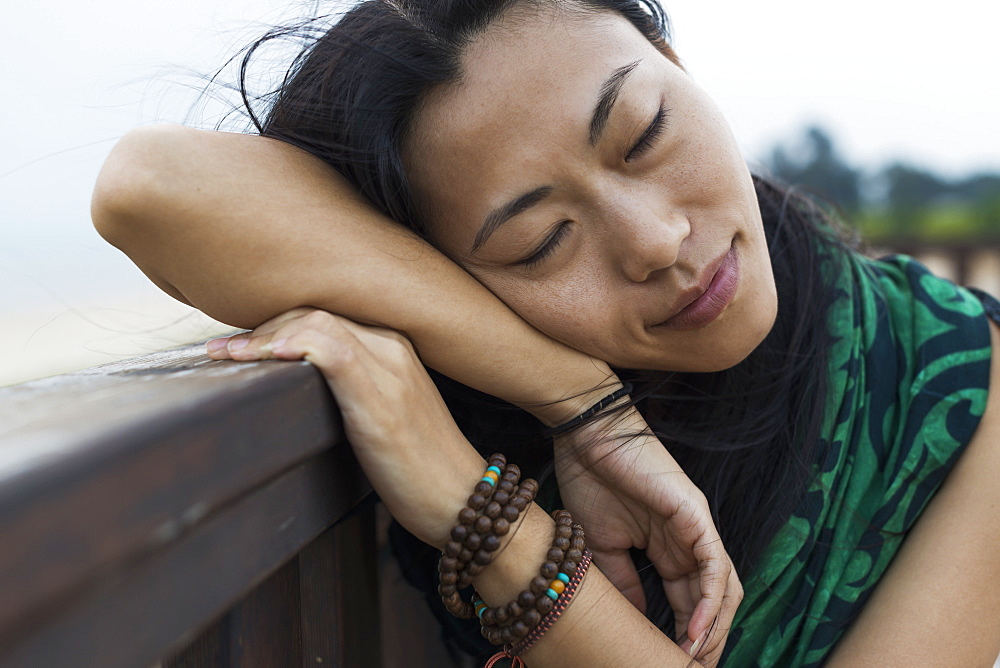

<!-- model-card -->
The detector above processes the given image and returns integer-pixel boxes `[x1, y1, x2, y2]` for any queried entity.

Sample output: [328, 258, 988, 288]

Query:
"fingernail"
[228, 338, 249, 352]
[206, 338, 228, 353]
[688, 637, 701, 657]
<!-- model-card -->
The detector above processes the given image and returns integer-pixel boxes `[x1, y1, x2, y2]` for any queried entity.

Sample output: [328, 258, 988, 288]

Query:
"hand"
[206, 308, 485, 549]
[554, 407, 742, 667]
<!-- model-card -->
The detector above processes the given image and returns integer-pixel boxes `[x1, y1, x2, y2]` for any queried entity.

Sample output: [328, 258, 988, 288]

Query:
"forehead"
[404, 7, 662, 241]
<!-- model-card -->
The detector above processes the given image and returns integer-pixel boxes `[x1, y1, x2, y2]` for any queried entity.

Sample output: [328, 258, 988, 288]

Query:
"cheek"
[482, 273, 621, 353]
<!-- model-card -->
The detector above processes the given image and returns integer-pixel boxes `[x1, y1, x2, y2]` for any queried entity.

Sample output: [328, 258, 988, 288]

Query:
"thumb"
[592, 547, 647, 614]
[686, 537, 730, 645]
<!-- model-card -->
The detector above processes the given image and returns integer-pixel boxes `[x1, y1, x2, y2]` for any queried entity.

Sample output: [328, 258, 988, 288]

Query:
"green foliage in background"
[766, 127, 1000, 243]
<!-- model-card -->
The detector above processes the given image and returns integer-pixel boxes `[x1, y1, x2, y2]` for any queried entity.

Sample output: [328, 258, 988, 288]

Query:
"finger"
[224, 310, 346, 360]
[685, 535, 732, 646]
[664, 575, 697, 645]
[694, 566, 742, 665]
[272, 327, 366, 380]
[591, 548, 647, 614]
[205, 307, 319, 359]
[686, 610, 723, 667]
[205, 331, 247, 359]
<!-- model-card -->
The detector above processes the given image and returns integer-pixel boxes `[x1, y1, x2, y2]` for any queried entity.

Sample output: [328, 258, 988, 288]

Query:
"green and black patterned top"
[389, 248, 997, 668]
[723, 250, 996, 667]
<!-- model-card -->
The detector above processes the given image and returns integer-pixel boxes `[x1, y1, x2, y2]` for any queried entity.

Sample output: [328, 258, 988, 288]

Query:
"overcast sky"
[1, 0, 998, 382]
[670, 1, 1000, 176]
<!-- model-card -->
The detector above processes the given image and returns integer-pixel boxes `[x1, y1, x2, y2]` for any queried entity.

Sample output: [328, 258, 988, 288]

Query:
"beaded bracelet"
[474, 511, 579, 624]
[545, 382, 633, 436]
[483, 548, 594, 667]
[510, 548, 593, 655]
[439, 455, 591, 654]
[438, 454, 512, 617]
[473, 518, 585, 645]
[438, 456, 538, 618]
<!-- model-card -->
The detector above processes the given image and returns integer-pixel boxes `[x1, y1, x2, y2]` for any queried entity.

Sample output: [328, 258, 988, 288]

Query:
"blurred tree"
[880, 164, 1000, 238]
[769, 126, 862, 214]
[765, 125, 1000, 241]
[882, 162, 948, 227]
[955, 174, 1000, 202]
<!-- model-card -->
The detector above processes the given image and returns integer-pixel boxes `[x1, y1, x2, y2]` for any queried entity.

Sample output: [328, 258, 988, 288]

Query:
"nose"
[614, 205, 690, 283]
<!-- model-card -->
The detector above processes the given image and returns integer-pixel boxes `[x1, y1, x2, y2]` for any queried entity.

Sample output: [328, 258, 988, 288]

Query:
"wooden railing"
[0, 345, 391, 667]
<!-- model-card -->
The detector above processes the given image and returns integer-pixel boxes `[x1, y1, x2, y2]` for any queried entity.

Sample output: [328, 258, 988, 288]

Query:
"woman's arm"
[477, 503, 704, 666]
[827, 318, 1000, 666]
[92, 125, 610, 424]
[213, 307, 715, 666]
[93, 128, 739, 655]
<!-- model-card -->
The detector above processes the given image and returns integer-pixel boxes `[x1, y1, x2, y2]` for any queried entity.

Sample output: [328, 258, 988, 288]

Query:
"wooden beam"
[0, 450, 371, 667]
[0, 345, 350, 633]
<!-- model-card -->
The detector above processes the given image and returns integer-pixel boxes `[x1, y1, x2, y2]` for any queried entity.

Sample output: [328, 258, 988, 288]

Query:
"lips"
[654, 243, 739, 331]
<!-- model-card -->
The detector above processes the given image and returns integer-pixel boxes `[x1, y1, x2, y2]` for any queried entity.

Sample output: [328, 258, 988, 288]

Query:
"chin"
[662, 295, 778, 373]
[689, 339, 763, 372]
[712, 296, 779, 371]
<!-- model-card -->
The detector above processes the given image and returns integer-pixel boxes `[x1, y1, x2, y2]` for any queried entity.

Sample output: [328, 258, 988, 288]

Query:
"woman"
[91, 0, 1000, 665]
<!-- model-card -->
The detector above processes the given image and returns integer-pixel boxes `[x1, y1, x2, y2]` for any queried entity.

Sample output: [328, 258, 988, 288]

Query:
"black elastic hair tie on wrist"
[546, 382, 633, 437]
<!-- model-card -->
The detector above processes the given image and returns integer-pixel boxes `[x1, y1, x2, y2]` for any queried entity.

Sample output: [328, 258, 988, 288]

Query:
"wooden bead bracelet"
[484, 547, 594, 667]
[438, 454, 592, 658]
[473, 517, 586, 646]
[438, 454, 539, 618]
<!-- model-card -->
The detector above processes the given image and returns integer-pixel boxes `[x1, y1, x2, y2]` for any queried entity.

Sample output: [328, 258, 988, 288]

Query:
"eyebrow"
[589, 59, 641, 145]
[472, 186, 554, 253]
[470, 60, 641, 254]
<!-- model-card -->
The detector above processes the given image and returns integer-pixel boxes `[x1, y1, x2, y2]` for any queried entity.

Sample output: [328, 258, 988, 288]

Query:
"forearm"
[471, 503, 698, 666]
[92, 126, 612, 423]
[209, 310, 709, 666]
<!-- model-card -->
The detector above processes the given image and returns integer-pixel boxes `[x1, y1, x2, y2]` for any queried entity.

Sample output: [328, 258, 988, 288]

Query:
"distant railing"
[870, 237, 1000, 296]
[0, 346, 382, 667]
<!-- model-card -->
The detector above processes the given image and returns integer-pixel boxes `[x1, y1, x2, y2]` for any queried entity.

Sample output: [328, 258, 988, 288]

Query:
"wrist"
[470, 503, 554, 604]
[527, 371, 624, 427]
[367, 429, 486, 551]
[425, 454, 491, 551]
[553, 406, 685, 479]
[549, 388, 640, 454]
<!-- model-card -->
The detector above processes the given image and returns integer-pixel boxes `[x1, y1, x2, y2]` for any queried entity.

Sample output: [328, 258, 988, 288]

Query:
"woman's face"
[405, 6, 777, 372]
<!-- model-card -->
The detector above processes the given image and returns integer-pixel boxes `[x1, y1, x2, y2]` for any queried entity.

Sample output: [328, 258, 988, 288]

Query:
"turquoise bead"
[556, 572, 570, 584]
[486, 465, 502, 476]
[480, 476, 497, 485]
[545, 589, 559, 601]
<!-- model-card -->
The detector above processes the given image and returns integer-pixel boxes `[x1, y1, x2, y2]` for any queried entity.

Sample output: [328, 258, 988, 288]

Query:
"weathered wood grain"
[0, 344, 357, 634]
[161, 508, 383, 668]
[0, 450, 369, 667]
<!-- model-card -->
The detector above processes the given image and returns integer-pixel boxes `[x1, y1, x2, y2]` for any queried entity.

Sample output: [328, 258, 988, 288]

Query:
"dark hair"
[237, 0, 851, 654]
[241, 0, 674, 233]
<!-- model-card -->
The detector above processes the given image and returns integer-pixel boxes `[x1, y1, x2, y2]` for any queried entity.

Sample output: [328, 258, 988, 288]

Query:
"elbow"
[91, 124, 191, 248]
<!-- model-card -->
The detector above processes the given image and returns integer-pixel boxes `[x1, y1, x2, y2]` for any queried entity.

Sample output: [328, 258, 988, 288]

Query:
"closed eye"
[626, 105, 668, 162]
[514, 221, 571, 268]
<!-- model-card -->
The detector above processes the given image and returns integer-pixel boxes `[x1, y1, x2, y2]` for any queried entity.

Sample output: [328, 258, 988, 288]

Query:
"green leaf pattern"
[723, 252, 993, 666]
